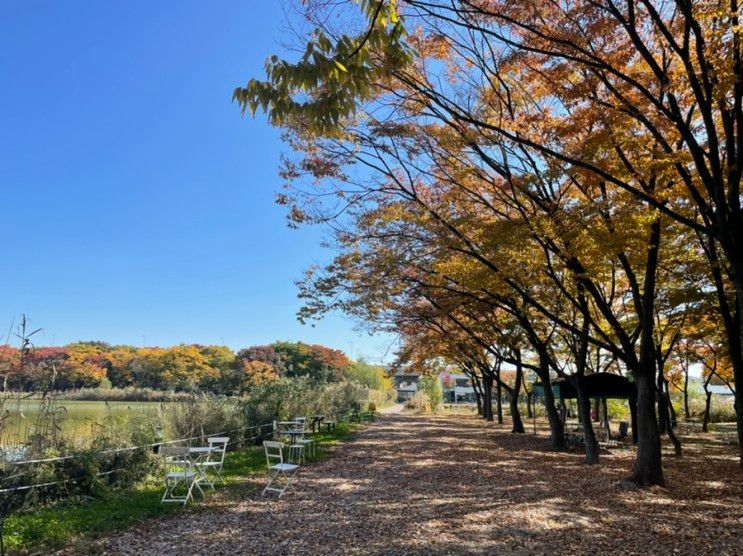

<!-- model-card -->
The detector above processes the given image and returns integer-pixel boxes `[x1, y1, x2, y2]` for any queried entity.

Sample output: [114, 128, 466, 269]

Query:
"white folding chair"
[161, 446, 203, 505]
[292, 418, 316, 459]
[197, 436, 229, 485]
[262, 441, 299, 498]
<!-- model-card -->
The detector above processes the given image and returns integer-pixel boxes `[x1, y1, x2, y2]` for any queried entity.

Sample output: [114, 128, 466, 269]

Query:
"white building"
[441, 373, 476, 403]
[393, 371, 419, 401]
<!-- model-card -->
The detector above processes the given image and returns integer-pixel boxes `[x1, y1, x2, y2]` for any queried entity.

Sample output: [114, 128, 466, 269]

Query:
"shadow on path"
[85, 413, 743, 555]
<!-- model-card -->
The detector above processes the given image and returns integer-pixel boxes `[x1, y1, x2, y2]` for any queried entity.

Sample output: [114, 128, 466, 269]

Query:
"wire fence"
[0, 411, 363, 496]
[0, 413, 360, 495]
[0, 421, 277, 495]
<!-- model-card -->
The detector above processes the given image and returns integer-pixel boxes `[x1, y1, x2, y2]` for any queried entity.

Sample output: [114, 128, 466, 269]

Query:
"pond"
[0, 398, 164, 447]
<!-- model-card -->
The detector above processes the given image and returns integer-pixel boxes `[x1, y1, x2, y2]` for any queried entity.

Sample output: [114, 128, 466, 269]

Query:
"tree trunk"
[626, 217, 664, 486]
[510, 363, 525, 434]
[705, 236, 743, 462]
[575, 383, 599, 464]
[659, 387, 682, 456]
[482, 374, 494, 421]
[626, 370, 664, 486]
[601, 398, 609, 429]
[703, 389, 712, 432]
[542, 378, 565, 449]
[526, 391, 534, 419]
[657, 358, 681, 456]
[657, 388, 668, 436]
[667, 382, 678, 429]
[734, 280, 743, 462]
[471, 376, 483, 416]
[683, 368, 690, 420]
[495, 379, 503, 424]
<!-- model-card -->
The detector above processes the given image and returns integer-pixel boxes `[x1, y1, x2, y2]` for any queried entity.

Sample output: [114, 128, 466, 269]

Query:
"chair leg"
[262, 469, 280, 496]
[190, 474, 206, 499]
[215, 466, 226, 484]
[262, 469, 298, 497]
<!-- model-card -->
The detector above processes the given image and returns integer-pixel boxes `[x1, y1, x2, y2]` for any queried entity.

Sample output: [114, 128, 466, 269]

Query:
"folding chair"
[262, 441, 299, 498]
[197, 436, 229, 485]
[161, 446, 204, 505]
[292, 418, 316, 459]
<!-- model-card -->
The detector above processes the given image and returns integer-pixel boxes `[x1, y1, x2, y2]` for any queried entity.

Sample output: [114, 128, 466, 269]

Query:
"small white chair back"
[207, 436, 229, 464]
[263, 440, 285, 467]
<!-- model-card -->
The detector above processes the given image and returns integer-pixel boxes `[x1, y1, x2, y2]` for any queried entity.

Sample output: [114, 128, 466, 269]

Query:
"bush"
[708, 397, 736, 423]
[368, 388, 396, 410]
[406, 391, 429, 412]
[420, 375, 443, 413]
[161, 395, 244, 442]
[0, 411, 159, 516]
[240, 378, 362, 426]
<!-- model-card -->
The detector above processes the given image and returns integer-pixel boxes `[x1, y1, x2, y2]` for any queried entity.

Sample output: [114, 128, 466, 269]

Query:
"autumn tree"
[237, 0, 743, 484]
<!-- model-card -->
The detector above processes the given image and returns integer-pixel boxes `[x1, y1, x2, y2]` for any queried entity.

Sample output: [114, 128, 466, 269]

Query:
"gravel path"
[82, 413, 743, 555]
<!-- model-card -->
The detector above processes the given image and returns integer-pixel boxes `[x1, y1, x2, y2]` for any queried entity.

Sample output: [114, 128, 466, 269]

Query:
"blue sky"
[0, 1, 393, 362]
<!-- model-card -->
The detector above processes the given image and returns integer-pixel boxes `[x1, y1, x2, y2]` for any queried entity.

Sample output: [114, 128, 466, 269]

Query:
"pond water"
[0, 398, 164, 447]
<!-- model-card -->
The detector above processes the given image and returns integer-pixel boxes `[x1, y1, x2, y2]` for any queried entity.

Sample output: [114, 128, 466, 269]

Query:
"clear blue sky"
[0, 1, 393, 362]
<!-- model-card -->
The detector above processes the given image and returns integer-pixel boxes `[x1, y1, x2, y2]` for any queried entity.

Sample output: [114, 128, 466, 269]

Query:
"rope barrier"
[6, 423, 270, 467]
[0, 413, 357, 496]
[0, 423, 277, 495]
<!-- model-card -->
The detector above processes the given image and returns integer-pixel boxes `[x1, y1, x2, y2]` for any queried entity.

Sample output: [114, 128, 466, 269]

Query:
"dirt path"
[85, 413, 743, 555]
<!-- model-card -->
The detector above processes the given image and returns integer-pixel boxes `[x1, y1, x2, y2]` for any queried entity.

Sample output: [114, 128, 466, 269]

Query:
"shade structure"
[532, 373, 637, 400]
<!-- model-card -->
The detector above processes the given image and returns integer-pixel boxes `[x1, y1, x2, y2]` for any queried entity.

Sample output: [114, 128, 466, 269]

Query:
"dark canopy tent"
[532, 373, 637, 400]
[532, 373, 637, 442]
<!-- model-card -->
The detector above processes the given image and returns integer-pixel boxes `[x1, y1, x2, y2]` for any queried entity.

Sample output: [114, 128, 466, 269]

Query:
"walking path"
[85, 413, 743, 555]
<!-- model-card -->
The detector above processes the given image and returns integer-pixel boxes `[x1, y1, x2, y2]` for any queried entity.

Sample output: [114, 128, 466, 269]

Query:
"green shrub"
[708, 397, 736, 423]
[240, 378, 362, 425]
[420, 375, 443, 412]
[161, 395, 244, 441]
[0, 411, 159, 516]
[368, 388, 396, 409]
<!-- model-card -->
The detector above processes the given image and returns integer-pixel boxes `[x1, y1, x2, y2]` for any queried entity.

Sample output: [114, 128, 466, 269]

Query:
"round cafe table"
[188, 446, 215, 490]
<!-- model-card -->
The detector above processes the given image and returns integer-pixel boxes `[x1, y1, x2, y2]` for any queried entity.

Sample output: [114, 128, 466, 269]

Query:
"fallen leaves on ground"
[65, 413, 743, 555]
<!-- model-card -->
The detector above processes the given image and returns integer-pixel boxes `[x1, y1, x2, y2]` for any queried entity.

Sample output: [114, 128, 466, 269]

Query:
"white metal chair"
[262, 440, 299, 498]
[161, 446, 203, 505]
[197, 436, 229, 485]
[292, 418, 316, 459]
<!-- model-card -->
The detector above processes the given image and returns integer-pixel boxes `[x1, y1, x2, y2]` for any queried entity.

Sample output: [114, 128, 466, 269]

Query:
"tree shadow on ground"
[89, 413, 743, 555]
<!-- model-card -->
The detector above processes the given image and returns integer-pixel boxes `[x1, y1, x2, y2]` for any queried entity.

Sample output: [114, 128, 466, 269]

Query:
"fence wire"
[0, 422, 276, 494]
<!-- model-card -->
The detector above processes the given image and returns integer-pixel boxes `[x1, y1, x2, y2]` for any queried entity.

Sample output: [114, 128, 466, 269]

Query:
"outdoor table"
[312, 415, 324, 433]
[276, 421, 303, 444]
[188, 446, 215, 490]
[285, 430, 304, 442]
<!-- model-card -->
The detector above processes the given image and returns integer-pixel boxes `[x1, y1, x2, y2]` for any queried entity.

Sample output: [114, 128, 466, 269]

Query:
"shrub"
[368, 388, 396, 409]
[161, 395, 244, 442]
[708, 397, 736, 423]
[240, 378, 362, 426]
[420, 375, 443, 413]
[406, 391, 428, 411]
[0, 411, 159, 516]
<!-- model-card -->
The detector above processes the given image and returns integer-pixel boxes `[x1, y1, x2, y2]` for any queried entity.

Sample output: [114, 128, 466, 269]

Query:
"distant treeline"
[0, 341, 388, 394]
